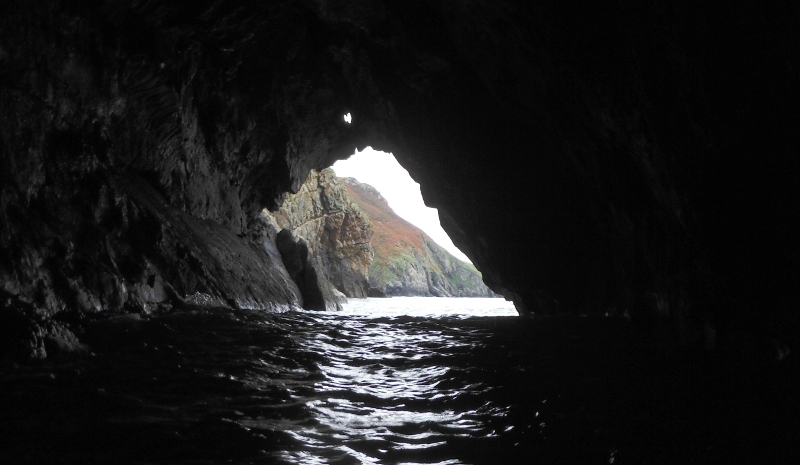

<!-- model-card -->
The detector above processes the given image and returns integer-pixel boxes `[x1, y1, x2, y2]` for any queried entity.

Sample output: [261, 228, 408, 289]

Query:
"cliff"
[343, 178, 494, 297]
[265, 169, 490, 298]
[263, 168, 374, 298]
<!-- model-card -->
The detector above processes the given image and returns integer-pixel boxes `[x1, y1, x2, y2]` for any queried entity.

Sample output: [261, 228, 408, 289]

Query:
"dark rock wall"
[274, 228, 344, 311]
[322, 1, 797, 344]
[1, 1, 797, 354]
[1, 0, 370, 356]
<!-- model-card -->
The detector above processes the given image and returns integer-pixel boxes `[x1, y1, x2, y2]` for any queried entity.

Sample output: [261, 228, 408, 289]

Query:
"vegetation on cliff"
[342, 178, 494, 297]
[262, 169, 374, 298]
[263, 169, 493, 298]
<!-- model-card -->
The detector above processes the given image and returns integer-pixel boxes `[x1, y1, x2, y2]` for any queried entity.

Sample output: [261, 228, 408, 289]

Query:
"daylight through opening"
[324, 147, 501, 299]
[332, 148, 468, 263]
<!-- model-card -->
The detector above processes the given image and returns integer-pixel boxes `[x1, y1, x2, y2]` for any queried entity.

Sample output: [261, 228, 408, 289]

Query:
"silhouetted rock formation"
[264, 169, 374, 298]
[367, 287, 389, 298]
[275, 229, 344, 311]
[343, 178, 494, 297]
[0, 1, 797, 358]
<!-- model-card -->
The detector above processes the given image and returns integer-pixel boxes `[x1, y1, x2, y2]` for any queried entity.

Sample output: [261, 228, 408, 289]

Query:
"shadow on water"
[1, 298, 797, 464]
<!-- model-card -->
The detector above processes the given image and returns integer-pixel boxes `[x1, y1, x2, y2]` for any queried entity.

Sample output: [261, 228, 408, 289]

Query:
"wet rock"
[0, 292, 48, 361]
[275, 229, 344, 311]
[42, 322, 87, 357]
[367, 287, 389, 298]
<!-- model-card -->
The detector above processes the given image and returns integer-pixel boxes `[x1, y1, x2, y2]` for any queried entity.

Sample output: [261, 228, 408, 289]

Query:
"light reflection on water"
[259, 297, 519, 464]
[3, 297, 777, 464]
[335, 296, 519, 318]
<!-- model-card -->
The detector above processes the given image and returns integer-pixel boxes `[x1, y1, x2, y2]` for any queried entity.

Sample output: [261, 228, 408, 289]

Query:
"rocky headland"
[343, 178, 494, 297]
[263, 169, 493, 298]
[262, 168, 374, 298]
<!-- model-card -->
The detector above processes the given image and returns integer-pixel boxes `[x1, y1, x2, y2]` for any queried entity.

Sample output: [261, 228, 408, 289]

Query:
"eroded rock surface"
[274, 229, 344, 311]
[0, 1, 364, 357]
[265, 169, 374, 298]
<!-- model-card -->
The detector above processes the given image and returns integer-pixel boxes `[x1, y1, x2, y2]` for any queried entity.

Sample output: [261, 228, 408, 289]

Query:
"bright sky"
[331, 147, 472, 263]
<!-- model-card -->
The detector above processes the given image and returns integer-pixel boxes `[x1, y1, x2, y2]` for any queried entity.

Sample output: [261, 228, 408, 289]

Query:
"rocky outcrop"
[264, 168, 374, 298]
[0, 171, 304, 359]
[264, 169, 490, 298]
[274, 229, 343, 311]
[343, 178, 494, 297]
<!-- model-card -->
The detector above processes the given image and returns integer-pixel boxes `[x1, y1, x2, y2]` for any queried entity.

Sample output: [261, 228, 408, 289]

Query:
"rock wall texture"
[274, 228, 344, 312]
[264, 168, 374, 298]
[343, 178, 494, 297]
[0, 0, 365, 358]
[1, 1, 798, 356]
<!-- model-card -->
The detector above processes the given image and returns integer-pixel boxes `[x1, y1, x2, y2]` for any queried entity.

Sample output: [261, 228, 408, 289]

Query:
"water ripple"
[2, 296, 756, 465]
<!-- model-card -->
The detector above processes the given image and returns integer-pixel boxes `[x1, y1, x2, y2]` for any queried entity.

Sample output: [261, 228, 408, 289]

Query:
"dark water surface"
[2, 297, 796, 464]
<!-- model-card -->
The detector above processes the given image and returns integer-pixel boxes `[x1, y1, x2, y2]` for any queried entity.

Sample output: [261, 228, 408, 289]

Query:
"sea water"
[1, 297, 792, 464]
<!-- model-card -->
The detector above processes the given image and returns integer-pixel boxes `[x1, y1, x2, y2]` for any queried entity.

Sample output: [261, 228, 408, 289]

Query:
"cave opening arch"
[1, 2, 797, 459]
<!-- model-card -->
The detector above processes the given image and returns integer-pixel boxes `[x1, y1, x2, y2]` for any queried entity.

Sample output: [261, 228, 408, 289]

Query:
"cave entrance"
[327, 147, 500, 300]
[331, 147, 470, 263]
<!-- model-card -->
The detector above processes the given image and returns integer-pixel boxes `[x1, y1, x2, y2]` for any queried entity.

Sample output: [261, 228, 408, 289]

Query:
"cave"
[1, 1, 797, 463]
